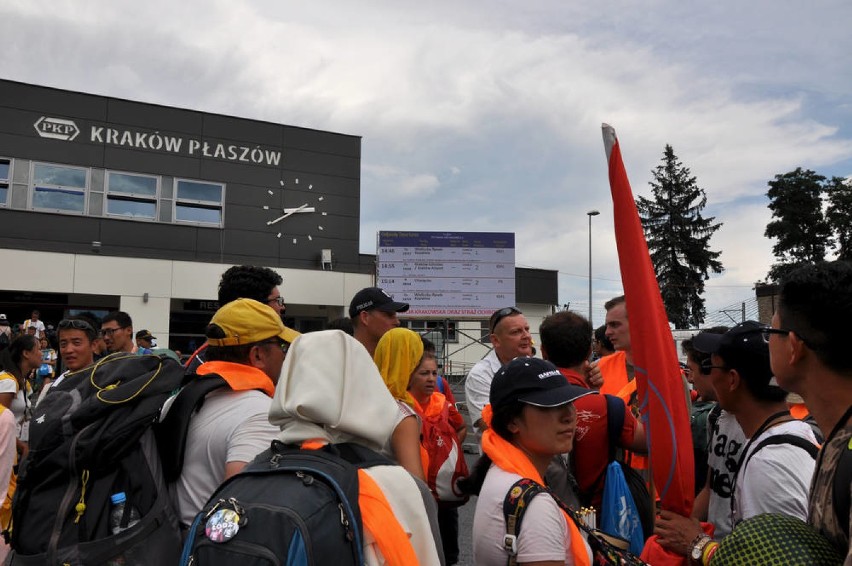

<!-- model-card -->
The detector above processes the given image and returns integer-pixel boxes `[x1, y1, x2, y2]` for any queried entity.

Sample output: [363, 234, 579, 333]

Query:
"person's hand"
[586, 360, 604, 390]
[655, 509, 703, 557]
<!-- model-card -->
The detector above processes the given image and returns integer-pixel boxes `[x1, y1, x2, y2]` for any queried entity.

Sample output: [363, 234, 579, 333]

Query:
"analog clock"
[262, 178, 327, 244]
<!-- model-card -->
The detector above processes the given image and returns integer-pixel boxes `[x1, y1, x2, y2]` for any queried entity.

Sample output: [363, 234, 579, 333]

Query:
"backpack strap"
[502, 478, 548, 566]
[156, 374, 229, 482]
[740, 433, 818, 480]
[604, 394, 625, 462]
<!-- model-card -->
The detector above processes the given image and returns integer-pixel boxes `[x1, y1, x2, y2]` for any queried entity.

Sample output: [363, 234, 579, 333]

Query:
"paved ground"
[455, 453, 479, 565]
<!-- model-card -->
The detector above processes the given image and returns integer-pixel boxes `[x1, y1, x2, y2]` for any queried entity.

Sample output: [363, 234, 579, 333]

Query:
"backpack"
[180, 441, 392, 565]
[418, 395, 469, 507]
[0, 331, 9, 351]
[502, 477, 647, 566]
[7, 352, 185, 565]
[575, 395, 654, 543]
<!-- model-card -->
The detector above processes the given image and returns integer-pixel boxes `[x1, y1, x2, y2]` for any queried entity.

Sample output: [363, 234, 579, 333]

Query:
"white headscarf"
[269, 330, 399, 452]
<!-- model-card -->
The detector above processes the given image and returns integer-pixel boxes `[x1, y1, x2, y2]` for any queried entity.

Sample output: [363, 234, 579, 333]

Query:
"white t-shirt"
[22, 319, 45, 338]
[473, 465, 592, 565]
[463, 350, 502, 431]
[0, 373, 30, 441]
[174, 388, 279, 525]
[706, 408, 746, 539]
[733, 419, 817, 526]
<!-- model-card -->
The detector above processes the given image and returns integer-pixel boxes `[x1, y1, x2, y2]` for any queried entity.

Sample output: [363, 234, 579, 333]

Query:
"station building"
[0, 80, 556, 372]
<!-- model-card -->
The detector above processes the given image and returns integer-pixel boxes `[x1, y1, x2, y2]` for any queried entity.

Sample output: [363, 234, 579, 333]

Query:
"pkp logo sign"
[34, 117, 80, 141]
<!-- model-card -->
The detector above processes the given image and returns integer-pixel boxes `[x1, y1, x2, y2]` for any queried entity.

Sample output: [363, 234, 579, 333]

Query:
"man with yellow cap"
[172, 298, 299, 528]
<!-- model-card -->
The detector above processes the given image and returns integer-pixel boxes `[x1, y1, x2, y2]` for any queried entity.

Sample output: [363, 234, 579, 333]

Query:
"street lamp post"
[587, 210, 600, 328]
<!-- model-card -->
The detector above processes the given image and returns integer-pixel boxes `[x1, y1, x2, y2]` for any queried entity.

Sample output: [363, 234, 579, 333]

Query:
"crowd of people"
[0, 260, 848, 565]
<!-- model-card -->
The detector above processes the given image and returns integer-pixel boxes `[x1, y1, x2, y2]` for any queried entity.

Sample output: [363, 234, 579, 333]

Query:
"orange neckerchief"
[196, 361, 275, 397]
[413, 392, 446, 419]
[481, 405, 591, 566]
[298, 440, 419, 565]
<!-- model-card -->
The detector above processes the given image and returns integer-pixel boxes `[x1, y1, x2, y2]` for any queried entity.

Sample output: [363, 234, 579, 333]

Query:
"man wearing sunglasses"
[768, 261, 852, 563]
[656, 321, 818, 558]
[464, 306, 532, 433]
[171, 298, 299, 528]
[40, 316, 100, 396]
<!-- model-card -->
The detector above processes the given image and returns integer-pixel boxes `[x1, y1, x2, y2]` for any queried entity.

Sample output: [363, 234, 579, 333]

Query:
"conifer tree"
[764, 168, 832, 281]
[826, 176, 852, 261]
[637, 145, 723, 328]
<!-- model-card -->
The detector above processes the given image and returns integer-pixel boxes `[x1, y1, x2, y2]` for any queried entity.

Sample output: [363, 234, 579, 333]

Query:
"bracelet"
[701, 541, 720, 565]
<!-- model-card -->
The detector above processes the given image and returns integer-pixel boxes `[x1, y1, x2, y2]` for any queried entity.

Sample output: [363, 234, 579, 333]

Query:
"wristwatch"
[690, 533, 712, 562]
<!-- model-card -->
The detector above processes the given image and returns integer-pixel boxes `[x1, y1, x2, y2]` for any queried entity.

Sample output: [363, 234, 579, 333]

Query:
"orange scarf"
[196, 361, 275, 397]
[298, 440, 418, 565]
[481, 405, 590, 566]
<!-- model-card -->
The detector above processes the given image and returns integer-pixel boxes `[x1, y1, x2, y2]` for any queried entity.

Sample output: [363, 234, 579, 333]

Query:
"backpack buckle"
[502, 533, 518, 556]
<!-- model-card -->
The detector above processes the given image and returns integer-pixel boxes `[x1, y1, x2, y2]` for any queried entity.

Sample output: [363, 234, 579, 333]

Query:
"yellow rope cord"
[73, 469, 89, 524]
[61, 353, 164, 405]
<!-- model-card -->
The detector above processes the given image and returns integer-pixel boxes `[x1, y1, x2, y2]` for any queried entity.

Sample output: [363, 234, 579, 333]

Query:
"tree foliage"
[637, 145, 723, 328]
[826, 176, 852, 261]
[764, 168, 833, 281]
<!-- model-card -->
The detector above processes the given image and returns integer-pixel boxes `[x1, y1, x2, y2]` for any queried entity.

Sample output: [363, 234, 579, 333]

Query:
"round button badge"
[205, 508, 241, 543]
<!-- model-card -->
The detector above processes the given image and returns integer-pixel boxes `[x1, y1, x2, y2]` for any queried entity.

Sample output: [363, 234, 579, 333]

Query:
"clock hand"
[266, 203, 313, 226]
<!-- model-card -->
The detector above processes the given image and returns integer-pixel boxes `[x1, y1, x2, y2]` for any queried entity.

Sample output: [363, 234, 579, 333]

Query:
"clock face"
[262, 177, 327, 244]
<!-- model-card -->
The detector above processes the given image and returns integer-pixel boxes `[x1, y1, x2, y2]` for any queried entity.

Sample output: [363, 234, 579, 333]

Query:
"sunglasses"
[699, 358, 728, 375]
[100, 326, 128, 337]
[58, 319, 95, 333]
[258, 339, 290, 355]
[490, 306, 522, 333]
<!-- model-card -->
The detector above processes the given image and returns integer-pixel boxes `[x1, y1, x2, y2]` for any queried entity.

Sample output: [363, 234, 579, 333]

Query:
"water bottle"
[109, 492, 141, 535]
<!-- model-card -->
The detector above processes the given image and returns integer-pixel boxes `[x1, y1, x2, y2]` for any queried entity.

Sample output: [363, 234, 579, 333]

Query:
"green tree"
[764, 168, 832, 281]
[637, 145, 723, 328]
[826, 176, 852, 261]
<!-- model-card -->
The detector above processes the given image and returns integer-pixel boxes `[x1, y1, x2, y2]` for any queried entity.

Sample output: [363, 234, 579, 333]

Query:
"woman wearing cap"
[373, 328, 428, 481]
[467, 357, 594, 565]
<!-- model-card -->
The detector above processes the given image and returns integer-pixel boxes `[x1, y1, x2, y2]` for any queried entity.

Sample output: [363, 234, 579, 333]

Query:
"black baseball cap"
[692, 321, 776, 387]
[490, 357, 596, 409]
[348, 287, 409, 318]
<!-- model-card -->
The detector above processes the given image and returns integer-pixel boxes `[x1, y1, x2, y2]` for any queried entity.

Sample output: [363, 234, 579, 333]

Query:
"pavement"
[455, 452, 479, 565]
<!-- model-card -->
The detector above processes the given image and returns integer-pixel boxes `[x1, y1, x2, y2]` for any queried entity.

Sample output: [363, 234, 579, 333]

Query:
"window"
[401, 319, 458, 343]
[174, 179, 224, 225]
[0, 158, 10, 206]
[31, 163, 88, 213]
[106, 171, 158, 219]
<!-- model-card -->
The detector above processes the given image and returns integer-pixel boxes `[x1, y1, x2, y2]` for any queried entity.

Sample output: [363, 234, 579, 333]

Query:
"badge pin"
[205, 508, 241, 543]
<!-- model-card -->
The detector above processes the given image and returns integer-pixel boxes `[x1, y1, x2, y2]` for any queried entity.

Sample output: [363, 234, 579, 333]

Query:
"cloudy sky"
[3, 0, 851, 326]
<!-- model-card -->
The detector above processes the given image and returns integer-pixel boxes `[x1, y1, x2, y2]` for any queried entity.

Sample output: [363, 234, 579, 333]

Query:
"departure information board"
[376, 231, 515, 317]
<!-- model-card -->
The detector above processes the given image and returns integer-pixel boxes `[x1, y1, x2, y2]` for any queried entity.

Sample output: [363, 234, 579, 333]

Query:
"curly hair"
[218, 265, 283, 305]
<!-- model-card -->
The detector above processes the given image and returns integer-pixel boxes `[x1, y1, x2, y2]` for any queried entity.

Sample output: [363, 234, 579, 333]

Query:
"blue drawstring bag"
[600, 460, 645, 555]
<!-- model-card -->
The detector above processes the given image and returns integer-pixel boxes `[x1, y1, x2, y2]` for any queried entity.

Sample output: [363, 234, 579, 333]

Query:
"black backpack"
[8, 352, 185, 565]
[181, 441, 392, 565]
[502, 477, 647, 566]
[0, 331, 10, 351]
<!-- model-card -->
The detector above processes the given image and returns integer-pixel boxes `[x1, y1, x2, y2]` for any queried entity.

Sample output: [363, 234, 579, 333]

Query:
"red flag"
[601, 124, 694, 516]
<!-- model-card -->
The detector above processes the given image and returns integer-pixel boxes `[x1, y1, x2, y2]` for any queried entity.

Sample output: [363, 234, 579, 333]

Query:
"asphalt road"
[455, 452, 480, 566]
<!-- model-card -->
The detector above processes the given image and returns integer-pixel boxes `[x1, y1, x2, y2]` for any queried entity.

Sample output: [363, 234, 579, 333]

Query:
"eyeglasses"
[490, 307, 522, 333]
[267, 297, 286, 307]
[258, 339, 290, 355]
[100, 326, 128, 337]
[760, 326, 790, 342]
[699, 358, 728, 374]
[58, 319, 95, 333]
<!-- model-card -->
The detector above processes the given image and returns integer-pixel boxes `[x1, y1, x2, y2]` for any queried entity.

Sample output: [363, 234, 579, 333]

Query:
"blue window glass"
[33, 186, 85, 212]
[0, 186, 7, 205]
[176, 180, 222, 203]
[108, 172, 157, 196]
[33, 164, 87, 188]
[0, 161, 9, 180]
[175, 204, 222, 224]
[107, 198, 157, 218]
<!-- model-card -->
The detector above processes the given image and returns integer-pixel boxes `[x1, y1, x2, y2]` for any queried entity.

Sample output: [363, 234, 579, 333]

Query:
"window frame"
[173, 177, 225, 227]
[29, 161, 90, 215]
[104, 170, 160, 221]
[0, 157, 11, 207]
[401, 319, 459, 343]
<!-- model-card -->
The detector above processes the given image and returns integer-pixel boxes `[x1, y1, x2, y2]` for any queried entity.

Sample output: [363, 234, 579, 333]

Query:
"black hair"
[59, 315, 99, 342]
[1, 335, 39, 381]
[102, 311, 133, 329]
[218, 265, 283, 305]
[779, 260, 852, 374]
[594, 325, 614, 352]
[420, 335, 436, 355]
[539, 311, 592, 368]
[327, 317, 354, 336]
[203, 323, 254, 364]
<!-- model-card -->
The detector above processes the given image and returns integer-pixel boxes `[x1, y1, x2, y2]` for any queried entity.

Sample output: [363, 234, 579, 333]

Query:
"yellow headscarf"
[373, 328, 423, 408]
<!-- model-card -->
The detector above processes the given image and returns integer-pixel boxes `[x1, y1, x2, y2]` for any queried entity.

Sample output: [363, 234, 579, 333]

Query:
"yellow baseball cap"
[207, 298, 300, 346]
